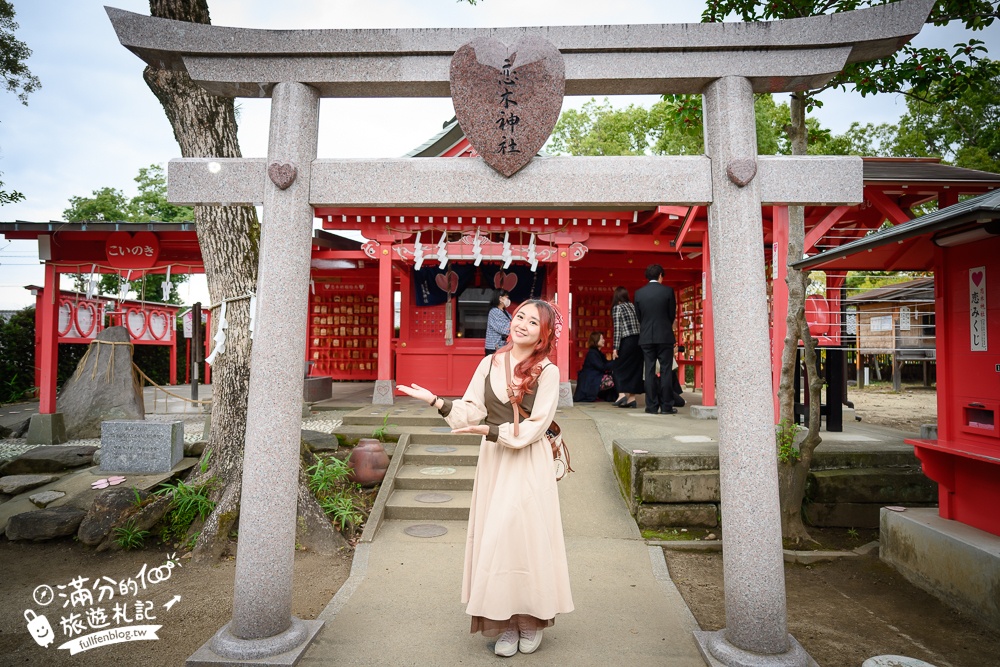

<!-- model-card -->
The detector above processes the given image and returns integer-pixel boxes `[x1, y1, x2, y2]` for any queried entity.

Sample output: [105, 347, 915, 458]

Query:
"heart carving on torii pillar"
[450, 36, 565, 177]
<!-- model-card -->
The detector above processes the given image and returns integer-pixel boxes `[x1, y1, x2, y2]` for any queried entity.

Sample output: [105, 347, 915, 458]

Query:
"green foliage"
[0, 0, 40, 105]
[64, 187, 130, 222]
[0, 307, 36, 403]
[776, 419, 801, 464]
[844, 271, 929, 296]
[155, 478, 217, 546]
[128, 165, 195, 223]
[131, 487, 144, 508]
[548, 94, 804, 158]
[806, 62, 1000, 174]
[307, 455, 352, 494]
[199, 447, 212, 474]
[0, 1, 39, 205]
[702, 1, 999, 110]
[308, 454, 368, 534]
[114, 519, 150, 551]
[371, 412, 395, 442]
[320, 493, 365, 532]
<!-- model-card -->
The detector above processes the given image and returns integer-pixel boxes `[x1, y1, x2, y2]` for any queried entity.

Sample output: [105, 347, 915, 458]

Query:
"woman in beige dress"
[397, 300, 574, 657]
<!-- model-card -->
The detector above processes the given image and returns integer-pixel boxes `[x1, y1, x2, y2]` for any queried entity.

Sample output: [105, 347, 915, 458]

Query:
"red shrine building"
[4, 122, 1000, 420]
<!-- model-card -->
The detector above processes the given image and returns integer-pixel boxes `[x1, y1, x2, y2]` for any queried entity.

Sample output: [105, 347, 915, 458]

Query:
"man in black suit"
[634, 264, 678, 414]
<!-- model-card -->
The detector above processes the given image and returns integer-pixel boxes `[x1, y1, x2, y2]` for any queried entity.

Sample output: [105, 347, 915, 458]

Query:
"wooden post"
[770, 206, 789, 422]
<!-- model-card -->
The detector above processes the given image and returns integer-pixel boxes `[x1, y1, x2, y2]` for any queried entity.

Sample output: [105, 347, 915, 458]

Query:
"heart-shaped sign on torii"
[450, 36, 565, 177]
[435, 271, 460, 345]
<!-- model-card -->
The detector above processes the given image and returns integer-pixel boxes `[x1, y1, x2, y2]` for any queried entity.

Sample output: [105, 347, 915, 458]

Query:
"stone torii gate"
[109, 2, 933, 665]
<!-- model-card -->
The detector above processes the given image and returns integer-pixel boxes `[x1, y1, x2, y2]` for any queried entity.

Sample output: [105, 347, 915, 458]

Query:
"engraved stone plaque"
[100, 420, 183, 473]
[450, 36, 565, 177]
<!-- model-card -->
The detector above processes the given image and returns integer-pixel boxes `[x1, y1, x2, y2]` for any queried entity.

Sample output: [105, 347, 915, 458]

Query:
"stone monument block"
[100, 420, 183, 473]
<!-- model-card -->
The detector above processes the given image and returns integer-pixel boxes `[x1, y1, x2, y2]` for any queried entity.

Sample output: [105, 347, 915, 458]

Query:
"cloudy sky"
[0, 0, 995, 309]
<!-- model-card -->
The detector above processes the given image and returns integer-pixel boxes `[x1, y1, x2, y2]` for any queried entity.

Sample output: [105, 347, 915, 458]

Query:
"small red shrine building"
[4, 132, 1000, 419]
[795, 187, 1000, 628]
[797, 188, 1000, 538]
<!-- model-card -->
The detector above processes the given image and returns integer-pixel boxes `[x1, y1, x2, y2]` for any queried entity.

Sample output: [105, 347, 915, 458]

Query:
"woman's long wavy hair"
[492, 299, 557, 403]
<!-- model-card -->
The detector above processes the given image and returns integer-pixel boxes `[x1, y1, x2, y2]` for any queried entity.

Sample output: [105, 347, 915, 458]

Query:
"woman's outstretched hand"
[452, 425, 489, 436]
[396, 383, 435, 405]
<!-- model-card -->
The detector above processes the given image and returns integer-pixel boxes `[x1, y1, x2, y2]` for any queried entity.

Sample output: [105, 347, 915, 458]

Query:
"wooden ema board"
[308, 278, 378, 380]
[411, 304, 447, 338]
[677, 283, 704, 387]
[573, 285, 613, 373]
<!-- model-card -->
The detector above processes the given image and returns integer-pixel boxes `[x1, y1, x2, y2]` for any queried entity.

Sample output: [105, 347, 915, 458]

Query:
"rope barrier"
[133, 363, 212, 406]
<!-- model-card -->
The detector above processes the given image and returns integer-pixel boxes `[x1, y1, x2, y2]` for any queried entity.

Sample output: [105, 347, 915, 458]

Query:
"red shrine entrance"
[313, 121, 1000, 406]
[4, 134, 1000, 414]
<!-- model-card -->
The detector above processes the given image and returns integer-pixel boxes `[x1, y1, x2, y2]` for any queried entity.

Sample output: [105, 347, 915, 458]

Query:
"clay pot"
[347, 438, 390, 487]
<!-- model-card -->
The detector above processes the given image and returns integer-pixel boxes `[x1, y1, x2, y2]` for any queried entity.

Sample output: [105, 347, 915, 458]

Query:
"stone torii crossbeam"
[109, 2, 934, 665]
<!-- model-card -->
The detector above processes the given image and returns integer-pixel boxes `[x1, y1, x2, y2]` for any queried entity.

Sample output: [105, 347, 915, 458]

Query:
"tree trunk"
[776, 92, 822, 546]
[144, 0, 345, 561]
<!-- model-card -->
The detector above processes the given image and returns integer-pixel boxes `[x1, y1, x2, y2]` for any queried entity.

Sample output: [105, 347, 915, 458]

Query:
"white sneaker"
[519, 627, 543, 654]
[494, 627, 519, 657]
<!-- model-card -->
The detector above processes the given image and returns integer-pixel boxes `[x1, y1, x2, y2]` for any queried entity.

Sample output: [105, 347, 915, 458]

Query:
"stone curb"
[650, 539, 881, 563]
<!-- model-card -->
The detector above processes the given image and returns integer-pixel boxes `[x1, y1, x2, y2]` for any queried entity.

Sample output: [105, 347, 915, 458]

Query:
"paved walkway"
[303, 398, 706, 666]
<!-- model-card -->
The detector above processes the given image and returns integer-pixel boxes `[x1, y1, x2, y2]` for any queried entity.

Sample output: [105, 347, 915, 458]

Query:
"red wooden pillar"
[701, 236, 716, 406]
[32, 288, 44, 392]
[556, 244, 570, 384]
[377, 244, 393, 381]
[939, 188, 959, 210]
[771, 206, 790, 422]
[38, 264, 59, 414]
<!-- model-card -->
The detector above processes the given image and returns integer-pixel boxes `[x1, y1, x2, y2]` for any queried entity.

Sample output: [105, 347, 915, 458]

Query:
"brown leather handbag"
[505, 352, 574, 481]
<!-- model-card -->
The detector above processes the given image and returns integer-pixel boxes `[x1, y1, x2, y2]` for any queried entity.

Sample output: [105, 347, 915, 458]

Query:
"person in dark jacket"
[611, 286, 643, 408]
[634, 264, 678, 414]
[574, 332, 615, 403]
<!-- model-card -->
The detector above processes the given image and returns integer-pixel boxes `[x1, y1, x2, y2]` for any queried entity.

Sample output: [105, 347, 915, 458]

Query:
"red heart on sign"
[972, 270, 984, 287]
[105, 231, 160, 269]
[494, 271, 518, 292]
[450, 36, 565, 177]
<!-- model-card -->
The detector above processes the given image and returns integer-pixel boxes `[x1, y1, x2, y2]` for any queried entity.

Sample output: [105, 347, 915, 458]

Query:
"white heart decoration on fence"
[148, 310, 169, 341]
[57, 302, 73, 337]
[126, 308, 148, 339]
[74, 303, 97, 338]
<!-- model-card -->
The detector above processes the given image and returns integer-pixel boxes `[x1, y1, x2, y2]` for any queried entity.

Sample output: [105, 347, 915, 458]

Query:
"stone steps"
[394, 463, 476, 490]
[374, 427, 480, 529]
[385, 489, 472, 521]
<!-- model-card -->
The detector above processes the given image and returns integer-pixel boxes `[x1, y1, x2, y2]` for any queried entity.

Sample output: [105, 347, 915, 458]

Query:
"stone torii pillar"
[698, 75, 810, 664]
[202, 81, 325, 662]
